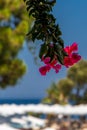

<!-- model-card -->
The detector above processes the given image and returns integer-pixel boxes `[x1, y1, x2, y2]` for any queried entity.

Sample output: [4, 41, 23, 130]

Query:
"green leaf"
[62, 50, 68, 56]
[39, 43, 47, 59]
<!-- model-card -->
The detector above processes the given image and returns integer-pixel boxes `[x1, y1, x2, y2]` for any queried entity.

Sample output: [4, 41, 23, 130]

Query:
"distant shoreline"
[0, 98, 42, 105]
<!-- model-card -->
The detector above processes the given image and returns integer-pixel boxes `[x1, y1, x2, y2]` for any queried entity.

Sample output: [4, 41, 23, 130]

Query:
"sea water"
[0, 98, 42, 104]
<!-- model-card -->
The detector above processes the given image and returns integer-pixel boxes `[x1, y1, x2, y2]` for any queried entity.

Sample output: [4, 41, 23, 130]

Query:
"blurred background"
[0, 0, 87, 130]
[0, 0, 87, 101]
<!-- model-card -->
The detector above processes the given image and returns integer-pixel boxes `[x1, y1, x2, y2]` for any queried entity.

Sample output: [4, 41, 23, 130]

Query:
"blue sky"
[0, 0, 87, 99]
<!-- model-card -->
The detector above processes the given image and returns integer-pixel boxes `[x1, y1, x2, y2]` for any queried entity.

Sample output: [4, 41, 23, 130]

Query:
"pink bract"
[53, 64, 61, 73]
[64, 42, 78, 55]
[39, 43, 81, 75]
[42, 57, 50, 64]
[39, 65, 51, 76]
[39, 57, 61, 75]
[64, 43, 81, 67]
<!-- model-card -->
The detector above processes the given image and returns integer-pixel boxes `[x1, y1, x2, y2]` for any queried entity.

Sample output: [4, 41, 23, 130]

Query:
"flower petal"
[70, 42, 78, 53]
[42, 57, 50, 64]
[64, 57, 74, 67]
[39, 65, 51, 75]
[64, 42, 78, 55]
[71, 53, 81, 63]
[64, 46, 70, 54]
[53, 64, 61, 73]
[50, 59, 57, 66]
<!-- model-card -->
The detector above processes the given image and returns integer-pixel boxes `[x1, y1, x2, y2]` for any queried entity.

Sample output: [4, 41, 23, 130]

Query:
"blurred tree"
[57, 78, 74, 104]
[42, 79, 74, 105]
[67, 60, 87, 105]
[42, 82, 61, 104]
[43, 60, 87, 105]
[0, 0, 33, 88]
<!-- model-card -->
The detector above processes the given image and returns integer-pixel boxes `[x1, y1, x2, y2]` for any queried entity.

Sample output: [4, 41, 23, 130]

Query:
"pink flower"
[39, 57, 61, 75]
[39, 65, 51, 76]
[42, 57, 50, 64]
[39, 42, 81, 75]
[64, 42, 81, 67]
[64, 42, 78, 55]
[53, 64, 61, 73]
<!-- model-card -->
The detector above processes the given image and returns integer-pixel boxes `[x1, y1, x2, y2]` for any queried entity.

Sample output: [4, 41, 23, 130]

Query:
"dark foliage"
[24, 0, 67, 64]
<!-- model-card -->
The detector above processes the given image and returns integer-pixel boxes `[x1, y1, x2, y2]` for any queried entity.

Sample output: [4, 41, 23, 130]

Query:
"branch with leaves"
[24, 0, 81, 75]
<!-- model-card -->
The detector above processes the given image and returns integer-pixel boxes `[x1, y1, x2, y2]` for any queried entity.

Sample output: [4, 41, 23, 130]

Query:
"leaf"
[46, 0, 56, 6]
[39, 43, 47, 59]
[62, 50, 68, 56]
[29, 8, 36, 16]
[56, 49, 64, 65]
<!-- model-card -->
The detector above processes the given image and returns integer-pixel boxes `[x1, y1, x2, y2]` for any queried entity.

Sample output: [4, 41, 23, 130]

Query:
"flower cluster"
[39, 43, 81, 75]
[64, 43, 81, 67]
[39, 57, 61, 76]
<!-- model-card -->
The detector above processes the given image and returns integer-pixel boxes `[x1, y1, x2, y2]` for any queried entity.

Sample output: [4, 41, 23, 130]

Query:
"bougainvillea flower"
[52, 64, 61, 73]
[39, 57, 61, 75]
[41, 57, 50, 64]
[64, 42, 78, 55]
[71, 53, 81, 63]
[39, 65, 51, 76]
[64, 42, 81, 67]
[39, 43, 81, 75]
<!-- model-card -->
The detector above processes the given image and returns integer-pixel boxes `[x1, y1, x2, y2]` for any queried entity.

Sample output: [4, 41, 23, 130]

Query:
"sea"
[0, 98, 42, 105]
